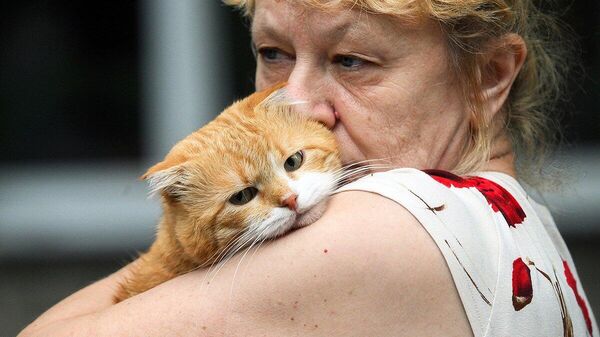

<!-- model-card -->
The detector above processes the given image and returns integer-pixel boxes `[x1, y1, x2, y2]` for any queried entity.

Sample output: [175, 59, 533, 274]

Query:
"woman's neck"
[482, 130, 517, 177]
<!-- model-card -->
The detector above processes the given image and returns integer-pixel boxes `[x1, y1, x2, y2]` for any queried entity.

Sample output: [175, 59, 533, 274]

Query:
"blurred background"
[0, 1, 598, 335]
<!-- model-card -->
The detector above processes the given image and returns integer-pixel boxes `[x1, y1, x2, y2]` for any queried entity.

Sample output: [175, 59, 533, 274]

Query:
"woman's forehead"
[253, 1, 352, 36]
[248, 0, 422, 17]
[252, 0, 419, 48]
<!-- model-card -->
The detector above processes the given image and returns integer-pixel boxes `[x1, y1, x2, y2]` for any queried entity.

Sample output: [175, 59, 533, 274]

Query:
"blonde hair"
[225, 0, 571, 180]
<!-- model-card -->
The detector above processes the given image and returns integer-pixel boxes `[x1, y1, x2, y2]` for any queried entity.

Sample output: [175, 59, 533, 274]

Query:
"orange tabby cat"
[114, 84, 341, 302]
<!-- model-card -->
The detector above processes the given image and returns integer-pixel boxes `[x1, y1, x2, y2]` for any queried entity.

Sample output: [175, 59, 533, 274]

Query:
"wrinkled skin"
[252, 1, 471, 171]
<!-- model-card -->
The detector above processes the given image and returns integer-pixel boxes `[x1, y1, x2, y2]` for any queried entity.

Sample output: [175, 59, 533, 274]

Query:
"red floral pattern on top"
[564, 260, 593, 335]
[424, 169, 526, 227]
[512, 258, 534, 311]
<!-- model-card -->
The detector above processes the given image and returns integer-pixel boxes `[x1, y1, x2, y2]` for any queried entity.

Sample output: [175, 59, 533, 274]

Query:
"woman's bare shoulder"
[224, 190, 473, 336]
[63, 190, 472, 337]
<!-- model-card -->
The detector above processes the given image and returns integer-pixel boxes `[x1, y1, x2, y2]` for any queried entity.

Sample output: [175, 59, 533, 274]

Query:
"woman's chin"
[294, 200, 328, 228]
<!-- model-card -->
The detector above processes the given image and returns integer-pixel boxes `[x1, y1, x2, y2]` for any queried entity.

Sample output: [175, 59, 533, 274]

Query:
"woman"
[20, 1, 597, 336]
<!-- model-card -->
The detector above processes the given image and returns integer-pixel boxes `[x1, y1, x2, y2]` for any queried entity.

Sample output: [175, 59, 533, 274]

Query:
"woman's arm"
[18, 261, 138, 336]
[19, 191, 472, 337]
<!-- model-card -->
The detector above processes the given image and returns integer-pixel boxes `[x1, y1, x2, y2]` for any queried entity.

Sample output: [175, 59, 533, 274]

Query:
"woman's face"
[252, 0, 471, 170]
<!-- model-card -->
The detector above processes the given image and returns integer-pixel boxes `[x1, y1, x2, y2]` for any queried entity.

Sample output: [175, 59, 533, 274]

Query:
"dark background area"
[560, 1, 600, 144]
[0, 1, 598, 336]
[0, 1, 141, 163]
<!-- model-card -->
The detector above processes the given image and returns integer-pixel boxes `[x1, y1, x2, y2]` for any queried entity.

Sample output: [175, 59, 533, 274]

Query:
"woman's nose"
[285, 64, 337, 129]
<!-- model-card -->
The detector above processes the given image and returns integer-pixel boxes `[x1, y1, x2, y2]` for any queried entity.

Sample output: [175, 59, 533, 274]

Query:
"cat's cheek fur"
[249, 207, 297, 240]
[289, 171, 336, 214]
[294, 199, 328, 227]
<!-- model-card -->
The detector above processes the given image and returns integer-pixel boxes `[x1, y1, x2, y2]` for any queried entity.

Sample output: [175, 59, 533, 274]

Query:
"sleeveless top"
[336, 168, 598, 337]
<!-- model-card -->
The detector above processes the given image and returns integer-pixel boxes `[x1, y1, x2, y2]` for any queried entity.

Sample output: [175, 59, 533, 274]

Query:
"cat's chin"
[294, 200, 328, 228]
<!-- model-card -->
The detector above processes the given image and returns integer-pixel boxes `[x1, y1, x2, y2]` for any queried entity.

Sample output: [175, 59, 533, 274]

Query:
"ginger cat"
[114, 84, 342, 302]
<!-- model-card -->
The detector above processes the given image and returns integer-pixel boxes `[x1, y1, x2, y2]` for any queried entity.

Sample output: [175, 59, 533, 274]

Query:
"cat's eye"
[284, 151, 304, 172]
[229, 187, 258, 206]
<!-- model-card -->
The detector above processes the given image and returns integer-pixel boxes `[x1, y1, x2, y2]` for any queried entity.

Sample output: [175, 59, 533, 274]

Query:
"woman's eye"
[257, 47, 289, 63]
[229, 187, 258, 206]
[284, 151, 304, 172]
[333, 55, 366, 69]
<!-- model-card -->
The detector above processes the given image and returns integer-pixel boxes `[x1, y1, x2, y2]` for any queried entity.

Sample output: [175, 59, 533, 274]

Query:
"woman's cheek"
[331, 65, 386, 90]
[257, 63, 292, 89]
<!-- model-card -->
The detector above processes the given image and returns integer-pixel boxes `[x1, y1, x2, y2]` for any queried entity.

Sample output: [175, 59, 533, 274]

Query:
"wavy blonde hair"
[225, 0, 571, 180]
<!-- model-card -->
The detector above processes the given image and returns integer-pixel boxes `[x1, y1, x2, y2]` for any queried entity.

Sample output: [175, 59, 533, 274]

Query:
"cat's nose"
[281, 193, 298, 212]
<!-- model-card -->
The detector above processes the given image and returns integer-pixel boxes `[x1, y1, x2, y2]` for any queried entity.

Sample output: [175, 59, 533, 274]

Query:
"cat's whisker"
[242, 226, 274, 271]
[203, 230, 256, 284]
[342, 158, 393, 167]
[246, 236, 267, 267]
[212, 230, 253, 265]
[233, 233, 271, 291]
[344, 157, 392, 165]
[211, 227, 262, 279]
[333, 158, 393, 172]
[247, 224, 275, 263]
[228, 228, 268, 298]
[330, 162, 392, 176]
[339, 162, 391, 172]
[335, 164, 391, 176]
[192, 237, 240, 281]
[210, 235, 253, 272]
[333, 165, 391, 181]
[332, 168, 388, 182]
[225, 226, 262, 260]
[201, 229, 251, 273]
[343, 162, 392, 170]
[201, 235, 244, 270]
[332, 165, 392, 188]
[344, 155, 406, 167]
[334, 169, 387, 182]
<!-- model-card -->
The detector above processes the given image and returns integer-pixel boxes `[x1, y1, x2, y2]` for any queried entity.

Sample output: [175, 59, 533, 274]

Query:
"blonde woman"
[20, 1, 597, 336]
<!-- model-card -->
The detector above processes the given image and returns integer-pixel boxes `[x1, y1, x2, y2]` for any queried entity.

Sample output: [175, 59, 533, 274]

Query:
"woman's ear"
[481, 34, 528, 119]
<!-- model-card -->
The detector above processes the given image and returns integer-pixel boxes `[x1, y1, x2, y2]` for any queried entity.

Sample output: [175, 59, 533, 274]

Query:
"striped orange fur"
[114, 84, 340, 302]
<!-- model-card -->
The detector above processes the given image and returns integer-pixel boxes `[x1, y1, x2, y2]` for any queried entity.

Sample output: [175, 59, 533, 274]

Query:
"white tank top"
[336, 168, 598, 337]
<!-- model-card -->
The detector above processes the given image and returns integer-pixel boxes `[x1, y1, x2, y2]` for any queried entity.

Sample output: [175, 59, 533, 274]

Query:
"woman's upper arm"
[26, 190, 471, 337]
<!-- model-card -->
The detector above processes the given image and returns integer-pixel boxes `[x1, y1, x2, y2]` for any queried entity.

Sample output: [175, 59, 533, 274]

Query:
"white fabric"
[336, 168, 598, 337]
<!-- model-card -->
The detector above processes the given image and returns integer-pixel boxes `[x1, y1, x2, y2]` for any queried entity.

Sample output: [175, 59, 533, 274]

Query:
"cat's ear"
[246, 81, 288, 109]
[141, 157, 190, 200]
[257, 83, 308, 110]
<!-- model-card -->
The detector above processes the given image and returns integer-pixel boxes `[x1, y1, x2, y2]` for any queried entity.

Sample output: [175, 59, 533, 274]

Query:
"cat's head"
[142, 84, 341, 264]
